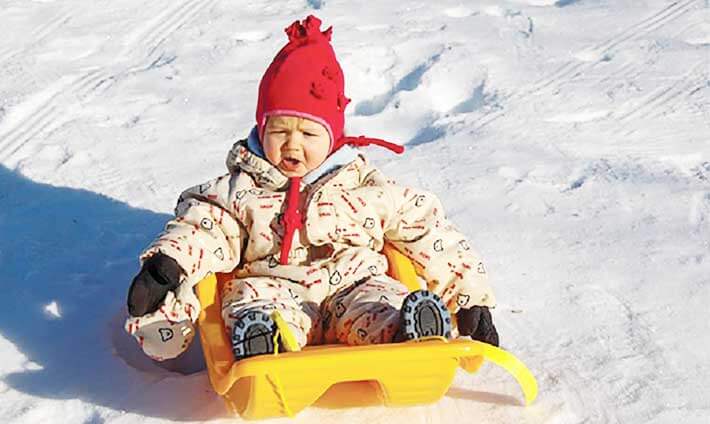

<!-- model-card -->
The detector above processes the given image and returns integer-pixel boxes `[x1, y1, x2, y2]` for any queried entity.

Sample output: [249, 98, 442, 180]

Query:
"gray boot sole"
[400, 290, 452, 341]
[231, 310, 276, 360]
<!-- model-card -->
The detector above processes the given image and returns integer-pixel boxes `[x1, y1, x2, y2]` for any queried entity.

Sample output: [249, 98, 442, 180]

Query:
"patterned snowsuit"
[125, 139, 495, 361]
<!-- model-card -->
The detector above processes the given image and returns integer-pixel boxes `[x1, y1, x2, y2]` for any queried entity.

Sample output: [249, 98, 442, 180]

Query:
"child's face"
[263, 116, 331, 177]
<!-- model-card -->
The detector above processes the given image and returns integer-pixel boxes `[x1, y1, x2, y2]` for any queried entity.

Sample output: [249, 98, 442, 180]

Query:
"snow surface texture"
[1, 0, 708, 423]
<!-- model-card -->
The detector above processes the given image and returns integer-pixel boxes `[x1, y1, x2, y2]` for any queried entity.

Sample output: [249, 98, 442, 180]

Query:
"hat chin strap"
[279, 136, 404, 265]
[279, 176, 302, 265]
[340, 135, 405, 154]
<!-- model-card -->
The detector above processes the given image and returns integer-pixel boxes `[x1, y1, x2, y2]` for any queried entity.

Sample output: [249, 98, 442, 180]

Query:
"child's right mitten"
[126, 252, 183, 316]
[456, 306, 500, 346]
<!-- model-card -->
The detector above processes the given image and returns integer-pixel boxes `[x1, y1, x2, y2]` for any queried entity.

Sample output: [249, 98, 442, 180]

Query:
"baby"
[125, 15, 498, 362]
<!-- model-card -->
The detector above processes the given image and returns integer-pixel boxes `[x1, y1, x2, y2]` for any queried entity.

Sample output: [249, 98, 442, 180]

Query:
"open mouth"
[280, 157, 302, 172]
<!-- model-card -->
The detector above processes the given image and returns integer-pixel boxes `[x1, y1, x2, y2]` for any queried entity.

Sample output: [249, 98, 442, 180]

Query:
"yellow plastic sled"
[196, 244, 538, 420]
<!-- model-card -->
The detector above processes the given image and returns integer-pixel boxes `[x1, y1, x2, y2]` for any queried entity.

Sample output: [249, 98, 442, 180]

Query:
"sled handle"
[459, 341, 538, 406]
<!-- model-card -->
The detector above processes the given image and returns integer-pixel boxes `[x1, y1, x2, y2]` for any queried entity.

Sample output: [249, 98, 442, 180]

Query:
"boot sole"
[231, 310, 276, 360]
[400, 290, 452, 340]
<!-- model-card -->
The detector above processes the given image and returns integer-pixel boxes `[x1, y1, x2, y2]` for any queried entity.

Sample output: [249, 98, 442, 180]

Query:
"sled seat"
[195, 243, 537, 420]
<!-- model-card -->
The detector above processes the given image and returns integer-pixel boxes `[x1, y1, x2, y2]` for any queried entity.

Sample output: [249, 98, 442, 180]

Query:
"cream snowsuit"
[125, 139, 495, 361]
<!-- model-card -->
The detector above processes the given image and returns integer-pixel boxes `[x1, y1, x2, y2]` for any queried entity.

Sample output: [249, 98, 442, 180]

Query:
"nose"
[283, 130, 304, 150]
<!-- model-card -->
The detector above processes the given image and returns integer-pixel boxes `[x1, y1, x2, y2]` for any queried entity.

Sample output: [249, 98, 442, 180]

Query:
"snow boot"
[397, 290, 452, 341]
[231, 310, 278, 360]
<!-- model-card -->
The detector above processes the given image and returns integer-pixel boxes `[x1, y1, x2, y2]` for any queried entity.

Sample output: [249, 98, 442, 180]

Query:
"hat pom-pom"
[285, 15, 333, 44]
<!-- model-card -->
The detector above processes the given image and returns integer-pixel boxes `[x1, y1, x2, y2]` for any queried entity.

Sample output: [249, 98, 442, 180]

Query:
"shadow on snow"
[0, 165, 216, 421]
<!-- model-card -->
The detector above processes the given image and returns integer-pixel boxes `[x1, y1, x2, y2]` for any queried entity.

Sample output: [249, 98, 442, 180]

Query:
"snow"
[43, 301, 61, 319]
[0, 0, 708, 423]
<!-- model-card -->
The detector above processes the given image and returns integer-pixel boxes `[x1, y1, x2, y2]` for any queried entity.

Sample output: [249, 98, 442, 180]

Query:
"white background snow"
[1, 0, 709, 423]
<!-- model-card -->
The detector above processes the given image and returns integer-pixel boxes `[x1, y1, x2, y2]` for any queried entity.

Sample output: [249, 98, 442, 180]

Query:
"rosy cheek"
[264, 147, 279, 165]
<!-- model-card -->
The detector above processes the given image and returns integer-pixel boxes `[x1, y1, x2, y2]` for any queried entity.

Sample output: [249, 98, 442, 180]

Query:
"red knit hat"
[256, 15, 346, 152]
[256, 15, 405, 155]
[257, 15, 405, 265]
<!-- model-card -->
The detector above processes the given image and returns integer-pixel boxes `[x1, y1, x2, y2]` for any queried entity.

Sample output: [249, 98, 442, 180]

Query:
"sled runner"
[195, 243, 538, 419]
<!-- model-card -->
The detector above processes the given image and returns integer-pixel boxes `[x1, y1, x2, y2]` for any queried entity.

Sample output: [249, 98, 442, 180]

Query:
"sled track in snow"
[0, 69, 103, 162]
[523, 0, 698, 94]
[614, 61, 707, 122]
[122, 0, 217, 58]
[0, 9, 72, 66]
[593, 61, 638, 86]
[0, 0, 216, 165]
[76, 0, 217, 96]
[468, 0, 701, 131]
[637, 67, 709, 121]
[145, 0, 216, 57]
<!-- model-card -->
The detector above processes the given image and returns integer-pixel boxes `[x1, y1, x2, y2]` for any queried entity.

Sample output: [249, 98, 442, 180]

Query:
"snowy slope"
[1, 0, 709, 423]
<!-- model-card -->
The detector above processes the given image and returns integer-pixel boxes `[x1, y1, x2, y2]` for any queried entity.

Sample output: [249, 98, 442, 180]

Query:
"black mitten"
[126, 252, 183, 317]
[456, 306, 500, 346]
